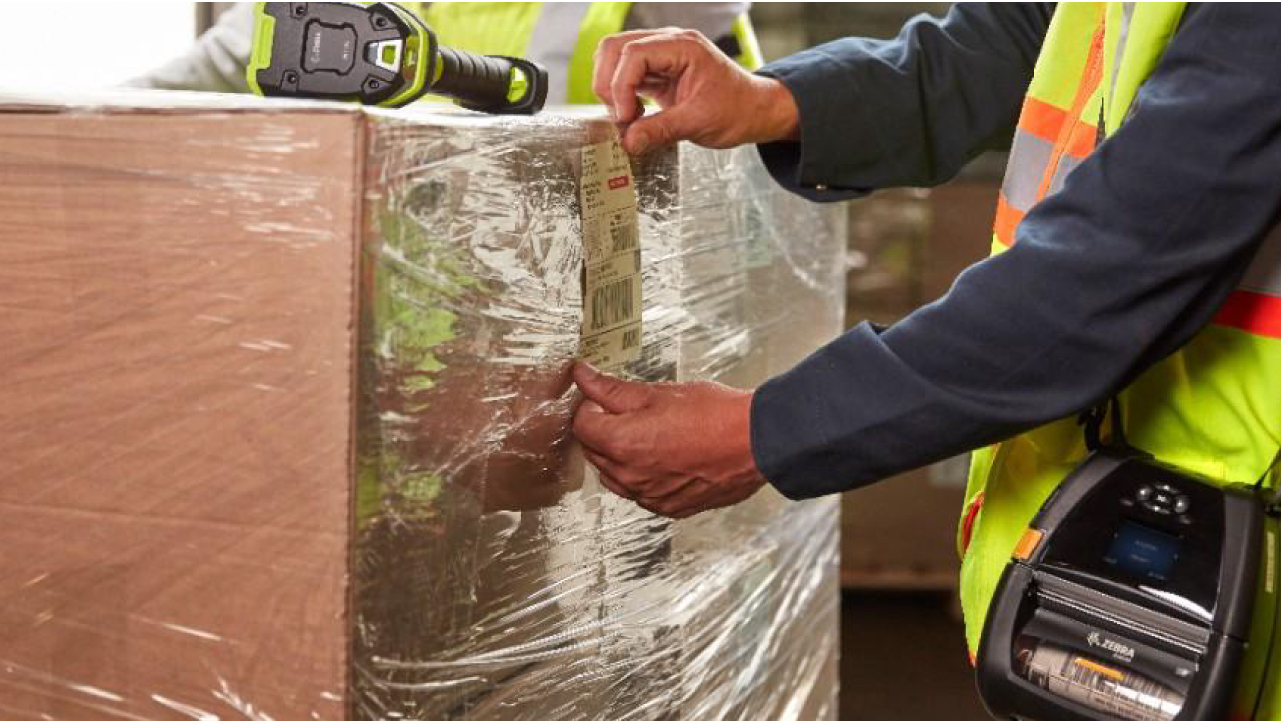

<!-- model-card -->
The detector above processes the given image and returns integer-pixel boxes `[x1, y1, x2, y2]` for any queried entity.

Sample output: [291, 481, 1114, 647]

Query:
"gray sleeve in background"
[625, 2, 749, 39]
[122, 3, 254, 93]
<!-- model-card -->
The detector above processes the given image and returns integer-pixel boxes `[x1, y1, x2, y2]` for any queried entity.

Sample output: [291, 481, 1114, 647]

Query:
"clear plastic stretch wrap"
[0, 93, 845, 721]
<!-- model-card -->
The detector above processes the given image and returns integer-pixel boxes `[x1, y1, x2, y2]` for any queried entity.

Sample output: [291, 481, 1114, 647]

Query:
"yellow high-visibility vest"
[413, 2, 762, 105]
[959, 4, 1281, 718]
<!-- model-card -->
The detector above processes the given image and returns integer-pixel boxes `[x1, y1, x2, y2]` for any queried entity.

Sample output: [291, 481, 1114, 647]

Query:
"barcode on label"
[590, 277, 635, 331]
[610, 221, 638, 254]
[622, 327, 641, 350]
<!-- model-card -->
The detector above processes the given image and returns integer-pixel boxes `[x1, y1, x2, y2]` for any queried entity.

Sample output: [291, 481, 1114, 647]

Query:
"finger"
[639, 474, 701, 501]
[643, 479, 711, 518]
[573, 362, 651, 414]
[593, 30, 669, 112]
[635, 77, 671, 97]
[610, 34, 689, 125]
[635, 496, 670, 517]
[669, 506, 702, 520]
[621, 104, 699, 155]
[638, 492, 696, 519]
[572, 400, 629, 457]
[664, 480, 761, 519]
[582, 447, 646, 492]
[595, 467, 637, 502]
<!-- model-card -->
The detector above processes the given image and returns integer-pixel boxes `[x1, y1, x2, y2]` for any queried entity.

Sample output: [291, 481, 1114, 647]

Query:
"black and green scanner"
[247, 2, 548, 114]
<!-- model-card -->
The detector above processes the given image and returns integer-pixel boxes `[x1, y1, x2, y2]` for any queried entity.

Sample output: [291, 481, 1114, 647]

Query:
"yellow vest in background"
[960, 4, 1281, 717]
[413, 2, 762, 105]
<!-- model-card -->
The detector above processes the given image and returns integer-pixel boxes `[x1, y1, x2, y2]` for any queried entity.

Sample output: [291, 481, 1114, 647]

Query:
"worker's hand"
[571, 362, 768, 518]
[593, 29, 800, 155]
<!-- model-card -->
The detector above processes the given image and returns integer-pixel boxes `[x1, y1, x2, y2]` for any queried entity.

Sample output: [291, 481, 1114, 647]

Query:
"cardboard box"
[0, 93, 845, 720]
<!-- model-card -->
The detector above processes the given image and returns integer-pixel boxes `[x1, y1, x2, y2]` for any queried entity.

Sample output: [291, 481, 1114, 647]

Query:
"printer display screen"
[1103, 520, 1181, 583]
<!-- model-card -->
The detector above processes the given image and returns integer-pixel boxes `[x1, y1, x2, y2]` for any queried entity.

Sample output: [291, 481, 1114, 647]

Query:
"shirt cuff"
[749, 321, 938, 499]
[754, 51, 877, 201]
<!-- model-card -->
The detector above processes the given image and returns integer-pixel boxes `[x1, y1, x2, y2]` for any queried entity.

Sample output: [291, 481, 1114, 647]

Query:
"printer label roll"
[1017, 640, 1185, 721]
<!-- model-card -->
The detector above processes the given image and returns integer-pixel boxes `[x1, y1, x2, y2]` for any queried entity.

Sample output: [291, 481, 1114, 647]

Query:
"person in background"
[127, 2, 762, 100]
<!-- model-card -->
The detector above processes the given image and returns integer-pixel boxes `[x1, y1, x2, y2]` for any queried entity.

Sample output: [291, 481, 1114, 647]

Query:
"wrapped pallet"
[0, 93, 845, 721]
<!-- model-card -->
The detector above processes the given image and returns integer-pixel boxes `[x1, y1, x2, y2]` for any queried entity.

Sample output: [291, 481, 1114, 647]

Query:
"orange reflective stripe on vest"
[1033, 20, 1105, 202]
[995, 7, 1105, 247]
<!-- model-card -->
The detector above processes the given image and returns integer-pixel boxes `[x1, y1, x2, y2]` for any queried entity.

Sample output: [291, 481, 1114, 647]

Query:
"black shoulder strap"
[1079, 396, 1128, 453]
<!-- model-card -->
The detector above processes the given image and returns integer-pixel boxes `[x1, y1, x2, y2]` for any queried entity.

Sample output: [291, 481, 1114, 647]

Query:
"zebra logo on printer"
[1087, 631, 1136, 663]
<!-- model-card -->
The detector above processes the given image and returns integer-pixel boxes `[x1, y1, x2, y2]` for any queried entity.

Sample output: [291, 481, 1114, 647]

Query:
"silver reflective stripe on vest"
[1239, 225, 1281, 297]
[1001, 128, 1054, 212]
[527, 3, 593, 105]
[1108, 2, 1137, 106]
[1002, 128, 1090, 212]
[1046, 154, 1086, 198]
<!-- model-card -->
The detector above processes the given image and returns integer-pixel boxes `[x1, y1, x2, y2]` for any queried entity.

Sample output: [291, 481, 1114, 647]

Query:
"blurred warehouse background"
[0, 4, 997, 719]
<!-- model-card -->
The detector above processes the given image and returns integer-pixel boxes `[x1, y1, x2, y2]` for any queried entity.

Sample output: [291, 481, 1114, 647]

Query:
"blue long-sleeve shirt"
[749, 3, 1281, 498]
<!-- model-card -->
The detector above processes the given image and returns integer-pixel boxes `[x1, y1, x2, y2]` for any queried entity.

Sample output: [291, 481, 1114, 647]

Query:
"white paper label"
[579, 139, 642, 369]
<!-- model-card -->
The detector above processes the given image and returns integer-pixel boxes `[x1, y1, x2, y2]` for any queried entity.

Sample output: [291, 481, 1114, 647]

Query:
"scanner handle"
[432, 47, 549, 115]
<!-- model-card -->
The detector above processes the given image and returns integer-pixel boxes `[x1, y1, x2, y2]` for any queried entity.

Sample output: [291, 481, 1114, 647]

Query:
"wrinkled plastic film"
[0, 95, 845, 721]
[354, 110, 845, 720]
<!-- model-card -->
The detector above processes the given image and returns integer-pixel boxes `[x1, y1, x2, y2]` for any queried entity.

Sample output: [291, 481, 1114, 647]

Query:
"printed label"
[579, 139, 642, 369]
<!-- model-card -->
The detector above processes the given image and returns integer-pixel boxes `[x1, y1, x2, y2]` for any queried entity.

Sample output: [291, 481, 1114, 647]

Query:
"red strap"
[1213, 290, 1281, 340]
[959, 491, 985, 556]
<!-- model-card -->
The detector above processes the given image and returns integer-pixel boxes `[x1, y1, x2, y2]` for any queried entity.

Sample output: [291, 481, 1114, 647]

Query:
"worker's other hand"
[593, 29, 800, 155]
[571, 362, 768, 518]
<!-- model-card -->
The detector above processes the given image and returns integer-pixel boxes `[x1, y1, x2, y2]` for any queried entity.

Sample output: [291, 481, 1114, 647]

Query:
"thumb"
[622, 105, 696, 155]
[573, 362, 650, 413]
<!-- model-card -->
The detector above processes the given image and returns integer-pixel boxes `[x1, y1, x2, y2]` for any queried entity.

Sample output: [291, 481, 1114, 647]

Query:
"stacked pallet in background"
[840, 182, 1000, 590]
[0, 93, 845, 721]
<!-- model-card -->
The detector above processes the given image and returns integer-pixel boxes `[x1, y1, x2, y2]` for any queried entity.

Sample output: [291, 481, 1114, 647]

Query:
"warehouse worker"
[127, 2, 762, 100]
[573, 3, 1281, 714]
